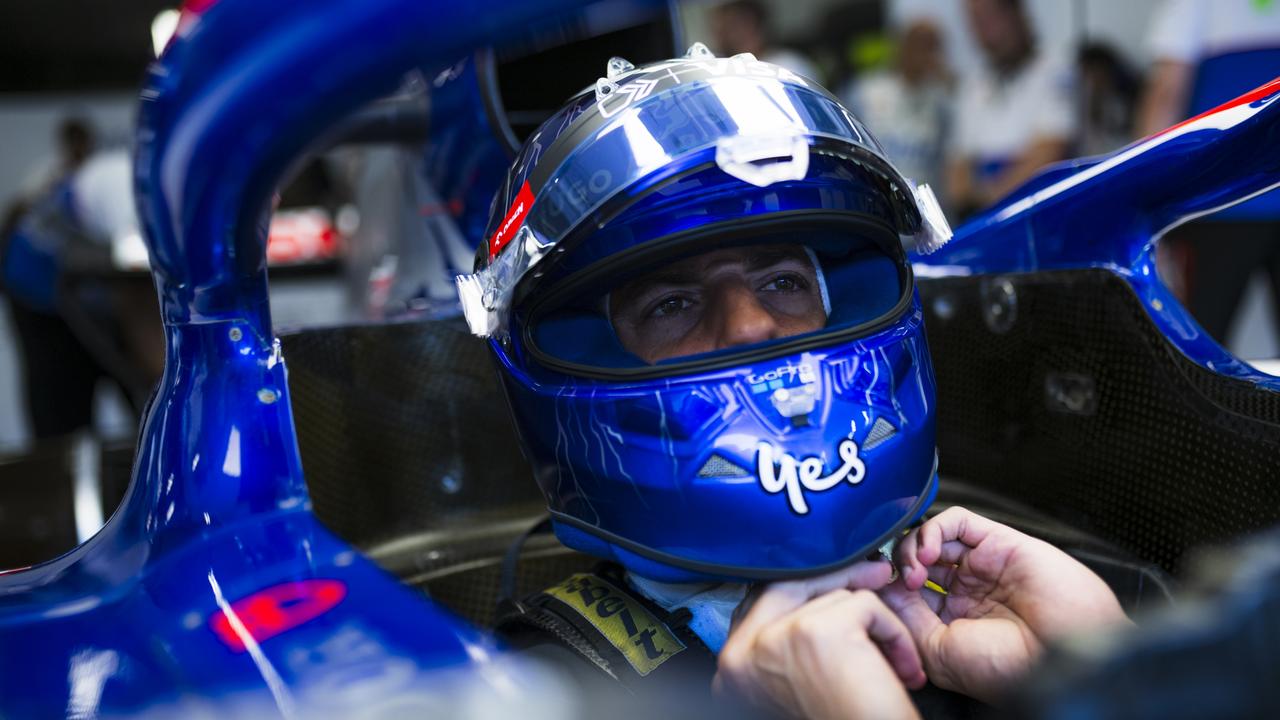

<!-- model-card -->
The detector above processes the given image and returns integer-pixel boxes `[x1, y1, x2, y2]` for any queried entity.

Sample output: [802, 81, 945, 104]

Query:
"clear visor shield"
[456, 65, 951, 336]
[525, 228, 910, 373]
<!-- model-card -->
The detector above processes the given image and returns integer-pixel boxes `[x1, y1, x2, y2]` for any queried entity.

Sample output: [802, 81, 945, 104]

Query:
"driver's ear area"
[820, 250, 902, 328]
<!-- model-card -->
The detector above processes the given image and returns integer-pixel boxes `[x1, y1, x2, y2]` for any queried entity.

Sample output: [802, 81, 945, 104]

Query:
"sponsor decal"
[747, 360, 816, 395]
[488, 180, 534, 259]
[544, 573, 685, 676]
[756, 439, 865, 514]
[209, 579, 347, 652]
[597, 78, 662, 119]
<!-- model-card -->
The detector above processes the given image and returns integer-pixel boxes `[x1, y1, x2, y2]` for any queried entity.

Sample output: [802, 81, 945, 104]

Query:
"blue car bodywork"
[0, 0, 1276, 714]
[0, 0, 657, 715]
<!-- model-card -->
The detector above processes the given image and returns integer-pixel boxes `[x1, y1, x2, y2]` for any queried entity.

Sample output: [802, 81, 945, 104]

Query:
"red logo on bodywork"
[488, 180, 535, 259]
[209, 579, 347, 652]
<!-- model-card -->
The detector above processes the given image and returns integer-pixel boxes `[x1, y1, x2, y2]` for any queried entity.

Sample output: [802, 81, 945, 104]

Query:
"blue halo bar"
[0, 0, 663, 715]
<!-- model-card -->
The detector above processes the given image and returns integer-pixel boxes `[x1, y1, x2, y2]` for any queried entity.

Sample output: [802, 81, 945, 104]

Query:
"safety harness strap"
[496, 562, 717, 693]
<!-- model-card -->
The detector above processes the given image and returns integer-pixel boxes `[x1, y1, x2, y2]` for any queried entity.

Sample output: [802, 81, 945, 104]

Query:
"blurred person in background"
[710, 0, 822, 82]
[816, 0, 891, 112]
[1078, 42, 1140, 157]
[946, 0, 1076, 219]
[0, 117, 122, 439]
[0, 118, 94, 248]
[1136, 0, 1280, 348]
[843, 18, 952, 199]
[14, 118, 94, 203]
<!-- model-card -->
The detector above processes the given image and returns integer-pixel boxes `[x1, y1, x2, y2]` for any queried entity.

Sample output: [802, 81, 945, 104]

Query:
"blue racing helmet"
[456, 45, 951, 583]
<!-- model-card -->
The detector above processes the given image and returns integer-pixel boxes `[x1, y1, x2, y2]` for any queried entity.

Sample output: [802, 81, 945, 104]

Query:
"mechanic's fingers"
[897, 565, 955, 612]
[917, 517, 943, 566]
[897, 527, 923, 588]
[881, 580, 943, 637]
[879, 580, 948, 676]
[853, 592, 929, 689]
[929, 507, 999, 551]
[758, 589, 926, 690]
[903, 543, 967, 591]
[840, 557, 898, 590]
[719, 587, 854, 711]
[935, 539, 972, 566]
[905, 507, 998, 584]
[927, 562, 958, 591]
[729, 560, 894, 641]
[718, 590, 926, 719]
[721, 562, 895, 708]
[711, 659, 766, 711]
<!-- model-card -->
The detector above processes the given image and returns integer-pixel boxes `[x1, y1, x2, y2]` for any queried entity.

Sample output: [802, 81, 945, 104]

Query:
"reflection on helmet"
[461, 45, 945, 582]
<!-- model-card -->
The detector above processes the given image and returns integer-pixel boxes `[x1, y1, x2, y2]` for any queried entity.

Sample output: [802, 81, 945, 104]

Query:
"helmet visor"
[522, 211, 911, 378]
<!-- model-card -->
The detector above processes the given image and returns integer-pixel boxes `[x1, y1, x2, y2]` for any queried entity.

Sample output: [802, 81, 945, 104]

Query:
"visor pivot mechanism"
[910, 183, 953, 254]
[595, 78, 620, 101]
[606, 57, 635, 80]
[684, 42, 715, 59]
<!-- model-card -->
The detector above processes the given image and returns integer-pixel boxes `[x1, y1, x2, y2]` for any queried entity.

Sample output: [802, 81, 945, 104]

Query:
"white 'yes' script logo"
[756, 439, 865, 514]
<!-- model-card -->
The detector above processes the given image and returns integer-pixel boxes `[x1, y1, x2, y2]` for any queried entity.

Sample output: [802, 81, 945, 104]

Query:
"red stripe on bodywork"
[1153, 76, 1280, 139]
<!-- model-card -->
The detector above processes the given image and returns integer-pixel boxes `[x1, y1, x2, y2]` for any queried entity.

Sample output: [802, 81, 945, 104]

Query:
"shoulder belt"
[495, 565, 716, 692]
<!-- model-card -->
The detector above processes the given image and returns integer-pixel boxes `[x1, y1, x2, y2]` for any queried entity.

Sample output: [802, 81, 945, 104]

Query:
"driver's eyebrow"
[625, 267, 701, 288]
[611, 267, 701, 311]
[612, 246, 814, 310]
[641, 247, 810, 286]
[743, 246, 812, 272]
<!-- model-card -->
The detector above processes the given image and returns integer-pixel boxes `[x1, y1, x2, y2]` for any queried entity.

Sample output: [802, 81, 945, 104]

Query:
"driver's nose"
[712, 283, 782, 350]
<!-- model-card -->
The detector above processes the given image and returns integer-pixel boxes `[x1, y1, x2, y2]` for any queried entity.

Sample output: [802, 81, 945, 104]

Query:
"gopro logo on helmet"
[747, 361, 816, 394]
[756, 439, 865, 515]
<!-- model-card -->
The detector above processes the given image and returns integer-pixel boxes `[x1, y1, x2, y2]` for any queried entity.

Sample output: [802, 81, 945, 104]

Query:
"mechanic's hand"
[881, 507, 1129, 705]
[715, 561, 925, 720]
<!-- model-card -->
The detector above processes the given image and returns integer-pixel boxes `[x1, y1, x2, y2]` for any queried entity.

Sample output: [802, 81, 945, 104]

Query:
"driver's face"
[609, 244, 827, 364]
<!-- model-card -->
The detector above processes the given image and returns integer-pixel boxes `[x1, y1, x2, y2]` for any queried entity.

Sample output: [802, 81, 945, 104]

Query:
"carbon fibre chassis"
[919, 269, 1280, 576]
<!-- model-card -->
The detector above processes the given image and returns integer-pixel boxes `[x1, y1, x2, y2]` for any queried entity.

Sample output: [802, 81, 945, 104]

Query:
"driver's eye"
[651, 296, 694, 318]
[762, 274, 807, 292]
